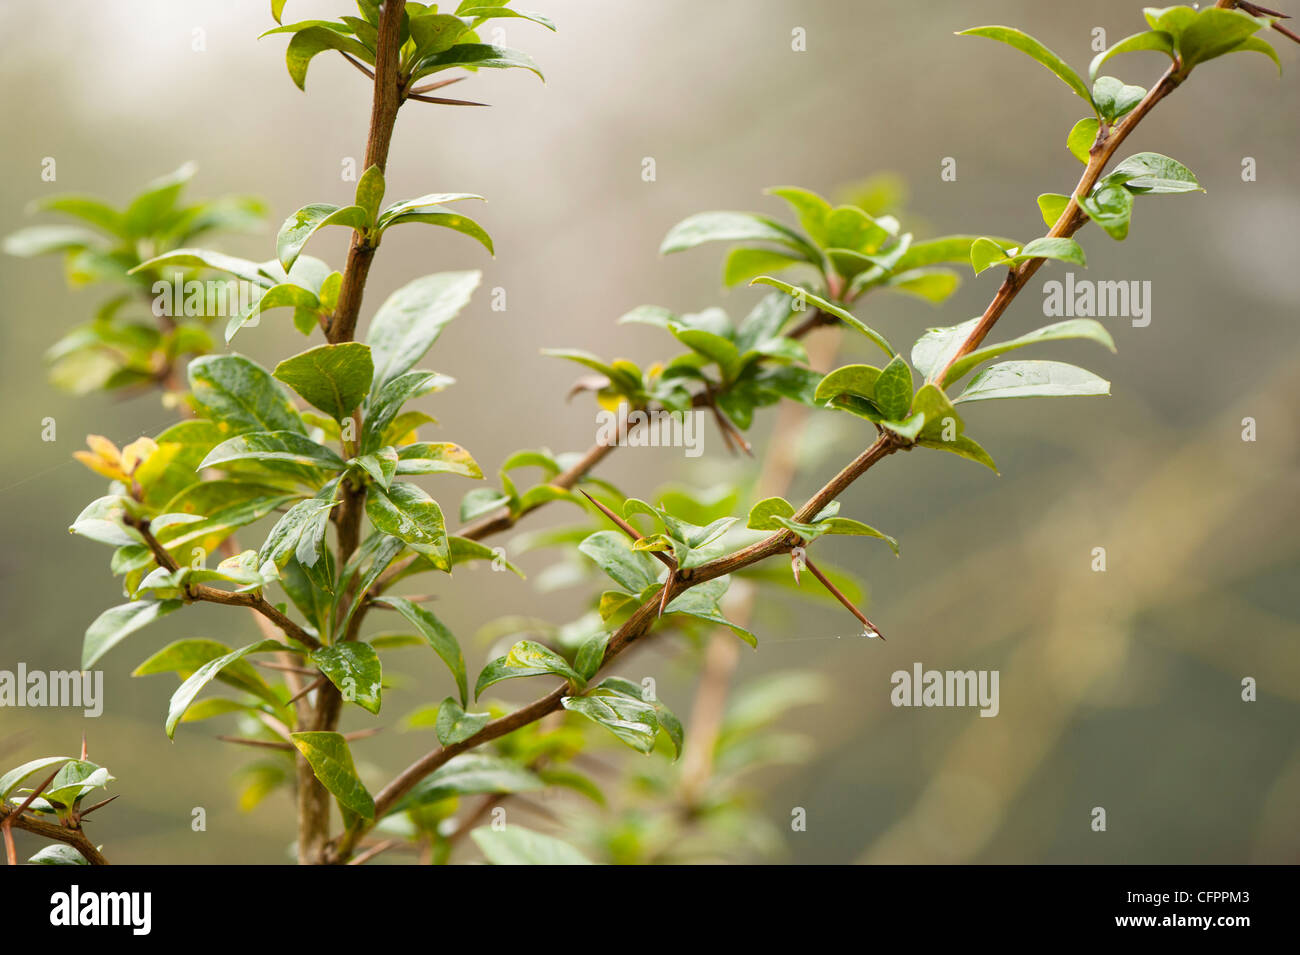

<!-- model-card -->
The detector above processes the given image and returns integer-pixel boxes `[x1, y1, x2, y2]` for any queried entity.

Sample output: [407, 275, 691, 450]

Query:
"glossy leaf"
[277, 203, 368, 272]
[291, 731, 374, 818]
[374, 596, 467, 704]
[273, 342, 374, 421]
[189, 354, 305, 435]
[366, 271, 480, 389]
[474, 639, 584, 699]
[955, 360, 1110, 403]
[470, 825, 591, 865]
[435, 697, 491, 745]
[749, 276, 894, 358]
[960, 25, 1092, 105]
[83, 599, 181, 668]
[166, 640, 285, 737]
[311, 643, 383, 714]
[942, 319, 1115, 385]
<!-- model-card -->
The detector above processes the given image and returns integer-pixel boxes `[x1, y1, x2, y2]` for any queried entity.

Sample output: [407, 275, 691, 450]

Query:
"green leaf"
[746, 496, 796, 531]
[470, 825, 592, 865]
[199, 430, 345, 472]
[764, 185, 831, 245]
[1037, 193, 1072, 229]
[460, 487, 511, 522]
[1177, 7, 1266, 69]
[366, 271, 480, 389]
[1089, 30, 1175, 82]
[894, 235, 1001, 271]
[366, 482, 449, 566]
[972, 236, 1085, 274]
[911, 317, 981, 382]
[1107, 152, 1202, 195]
[671, 327, 742, 382]
[885, 268, 961, 304]
[458, 6, 558, 31]
[28, 845, 89, 866]
[408, 13, 471, 59]
[354, 165, 385, 223]
[83, 599, 181, 668]
[1225, 35, 1280, 74]
[722, 247, 809, 287]
[475, 640, 584, 699]
[1079, 182, 1135, 239]
[394, 442, 481, 479]
[380, 211, 494, 255]
[539, 348, 643, 396]
[942, 319, 1115, 385]
[290, 731, 374, 819]
[375, 192, 484, 226]
[130, 248, 273, 287]
[283, 26, 374, 91]
[277, 203, 368, 272]
[134, 638, 284, 706]
[817, 518, 900, 554]
[362, 370, 454, 454]
[399, 754, 541, 811]
[311, 643, 383, 714]
[916, 433, 999, 473]
[814, 364, 883, 407]
[124, 162, 196, 237]
[959, 25, 1092, 105]
[599, 676, 684, 759]
[1, 757, 74, 801]
[189, 354, 306, 435]
[373, 597, 467, 705]
[3, 225, 99, 257]
[660, 211, 817, 260]
[435, 697, 491, 745]
[273, 343, 374, 421]
[1091, 76, 1146, 123]
[578, 530, 662, 593]
[748, 276, 894, 358]
[970, 237, 1016, 275]
[824, 205, 889, 254]
[226, 281, 322, 343]
[166, 640, 285, 738]
[414, 43, 544, 81]
[563, 690, 659, 753]
[955, 360, 1110, 403]
[873, 356, 913, 421]
[1066, 116, 1099, 164]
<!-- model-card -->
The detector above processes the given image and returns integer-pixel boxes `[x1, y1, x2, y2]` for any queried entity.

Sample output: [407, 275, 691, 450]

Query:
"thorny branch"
[325, 21, 1245, 861]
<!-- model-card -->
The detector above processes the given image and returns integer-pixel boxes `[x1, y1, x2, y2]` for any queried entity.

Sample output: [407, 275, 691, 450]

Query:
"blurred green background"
[1, 0, 1297, 864]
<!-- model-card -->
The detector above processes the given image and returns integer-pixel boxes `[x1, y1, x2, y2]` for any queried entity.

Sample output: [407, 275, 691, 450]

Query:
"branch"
[328, 36, 1217, 861]
[125, 516, 321, 651]
[0, 805, 110, 866]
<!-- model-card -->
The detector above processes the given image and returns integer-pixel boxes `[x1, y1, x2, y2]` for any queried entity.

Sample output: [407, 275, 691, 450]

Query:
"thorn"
[80, 734, 87, 761]
[407, 93, 490, 106]
[658, 576, 674, 618]
[286, 675, 328, 706]
[1240, 1, 1290, 17]
[580, 490, 676, 569]
[251, 659, 317, 676]
[804, 555, 885, 642]
[791, 548, 802, 585]
[339, 51, 375, 80]
[408, 76, 466, 94]
[216, 736, 295, 751]
[77, 794, 119, 818]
